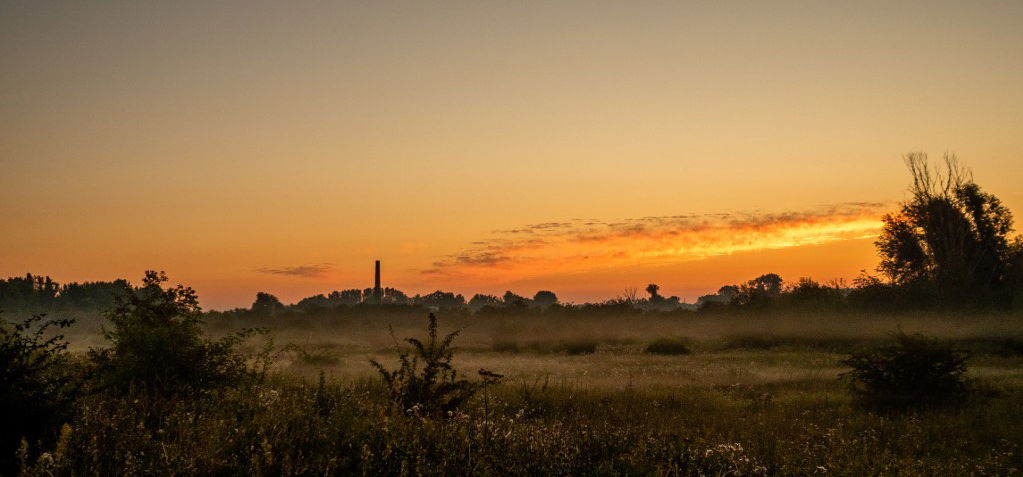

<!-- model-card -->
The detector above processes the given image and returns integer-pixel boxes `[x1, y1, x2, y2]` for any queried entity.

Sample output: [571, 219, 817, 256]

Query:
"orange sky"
[2, 1, 1022, 309]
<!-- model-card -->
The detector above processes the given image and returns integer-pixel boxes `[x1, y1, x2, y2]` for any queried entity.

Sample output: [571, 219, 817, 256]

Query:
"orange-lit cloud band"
[424, 203, 889, 284]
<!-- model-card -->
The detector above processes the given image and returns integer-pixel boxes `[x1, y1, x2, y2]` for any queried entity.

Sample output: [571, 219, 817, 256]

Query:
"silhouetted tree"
[251, 292, 285, 317]
[732, 273, 784, 307]
[329, 289, 363, 305]
[0, 274, 59, 313]
[697, 285, 740, 309]
[294, 294, 332, 312]
[57, 280, 128, 312]
[785, 277, 845, 308]
[876, 153, 1022, 305]
[413, 291, 466, 309]
[91, 271, 251, 398]
[718, 285, 739, 301]
[645, 284, 662, 301]
[382, 287, 411, 304]
[502, 291, 528, 306]
[468, 293, 502, 310]
[532, 290, 558, 308]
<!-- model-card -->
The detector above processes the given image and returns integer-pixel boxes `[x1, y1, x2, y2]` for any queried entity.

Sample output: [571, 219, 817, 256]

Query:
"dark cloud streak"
[256, 263, 332, 278]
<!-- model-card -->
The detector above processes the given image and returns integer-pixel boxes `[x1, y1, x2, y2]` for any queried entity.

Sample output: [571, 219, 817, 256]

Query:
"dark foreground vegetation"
[4, 301, 1023, 475]
[2, 154, 1023, 475]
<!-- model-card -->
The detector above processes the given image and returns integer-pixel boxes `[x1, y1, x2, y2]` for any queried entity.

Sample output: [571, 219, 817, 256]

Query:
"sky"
[2, 1, 1022, 309]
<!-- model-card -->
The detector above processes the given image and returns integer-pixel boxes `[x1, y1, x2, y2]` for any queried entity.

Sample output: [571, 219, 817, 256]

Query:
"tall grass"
[17, 374, 1023, 476]
[11, 309, 1023, 475]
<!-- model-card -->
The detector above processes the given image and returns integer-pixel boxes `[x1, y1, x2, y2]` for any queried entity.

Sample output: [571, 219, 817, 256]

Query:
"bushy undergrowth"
[842, 331, 972, 410]
[0, 314, 79, 473]
[555, 338, 598, 355]
[371, 313, 502, 416]
[89, 271, 256, 398]
[6, 275, 1023, 475]
[16, 375, 1023, 476]
[644, 337, 692, 355]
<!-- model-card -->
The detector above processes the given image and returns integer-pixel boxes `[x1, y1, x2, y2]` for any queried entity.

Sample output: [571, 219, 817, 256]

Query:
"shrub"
[89, 271, 254, 398]
[555, 338, 598, 355]
[644, 338, 692, 355]
[841, 330, 971, 409]
[370, 313, 502, 416]
[0, 313, 79, 472]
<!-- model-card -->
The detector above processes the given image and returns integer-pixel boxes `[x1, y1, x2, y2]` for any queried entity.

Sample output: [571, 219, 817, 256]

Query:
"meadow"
[23, 308, 1021, 476]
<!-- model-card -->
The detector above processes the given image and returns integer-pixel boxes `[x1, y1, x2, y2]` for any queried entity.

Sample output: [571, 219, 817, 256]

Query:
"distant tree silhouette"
[0, 274, 58, 313]
[732, 274, 784, 307]
[0, 275, 130, 318]
[381, 287, 410, 304]
[57, 279, 128, 312]
[251, 292, 285, 317]
[294, 293, 331, 312]
[876, 153, 1022, 305]
[532, 290, 558, 308]
[502, 291, 528, 306]
[718, 285, 739, 301]
[696, 285, 740, 309]
[645, 284, 661, 301]
[468, 293, 502, 309]
[413, 291, 466, 309]
[785, 277, 845, 308]
[330, 289, 363, 305]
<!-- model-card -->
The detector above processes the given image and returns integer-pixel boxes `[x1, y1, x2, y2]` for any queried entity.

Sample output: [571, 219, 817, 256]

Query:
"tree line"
[3, 153, 1021, 320]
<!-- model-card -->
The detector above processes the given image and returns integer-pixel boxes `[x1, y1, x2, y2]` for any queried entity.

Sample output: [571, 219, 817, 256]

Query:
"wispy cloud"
[256, 263, 332, 278]
[424, 202, 891, 281]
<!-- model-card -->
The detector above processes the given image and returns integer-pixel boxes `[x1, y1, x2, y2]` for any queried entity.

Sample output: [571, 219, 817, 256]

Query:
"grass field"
[21, 310, 1023, 475]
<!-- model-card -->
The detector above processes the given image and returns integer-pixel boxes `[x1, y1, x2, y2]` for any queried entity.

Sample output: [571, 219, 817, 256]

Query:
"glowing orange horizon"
[2, 2, 1021, 309]
[424, 203, 888, 288]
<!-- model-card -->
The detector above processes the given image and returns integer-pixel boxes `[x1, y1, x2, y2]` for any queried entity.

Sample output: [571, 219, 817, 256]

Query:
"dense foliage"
[89, 271, 254, 398]
[14, 368, 1023, 476]
[842, 331, 972, 410]
[876, 154, 1023, 307]
[0, 314, 79, 472]
[644, 337, 692, 355]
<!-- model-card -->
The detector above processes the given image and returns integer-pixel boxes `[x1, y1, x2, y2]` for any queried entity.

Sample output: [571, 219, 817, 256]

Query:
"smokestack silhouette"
[374, 260, 382, 302]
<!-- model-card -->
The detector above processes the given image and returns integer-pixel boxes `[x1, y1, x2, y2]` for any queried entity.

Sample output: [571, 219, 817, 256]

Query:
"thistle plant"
[370, 313, 502, 416]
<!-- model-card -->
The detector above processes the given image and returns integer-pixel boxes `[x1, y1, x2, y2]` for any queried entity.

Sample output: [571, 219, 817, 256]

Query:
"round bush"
[842, 331, 971, 410]
[644, 338, 692, 355]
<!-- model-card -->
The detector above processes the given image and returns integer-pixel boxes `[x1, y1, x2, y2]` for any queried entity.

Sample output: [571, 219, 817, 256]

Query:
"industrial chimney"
[373, 260, 382, 302]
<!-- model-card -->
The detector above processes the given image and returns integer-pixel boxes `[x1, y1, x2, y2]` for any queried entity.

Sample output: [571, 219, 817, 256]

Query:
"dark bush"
[0, 313, 80, 472]
[555, 339, 598, 355]
[644, 338, 692, 355]
[89, 271, 254, 398]
[841, 331, 971, 410]
[370, 313, 502, 416]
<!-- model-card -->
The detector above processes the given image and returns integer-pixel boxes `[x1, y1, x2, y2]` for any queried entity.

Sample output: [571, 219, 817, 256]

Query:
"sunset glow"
[426, 203, 888, 285]
[2, 1, 1021, 309]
